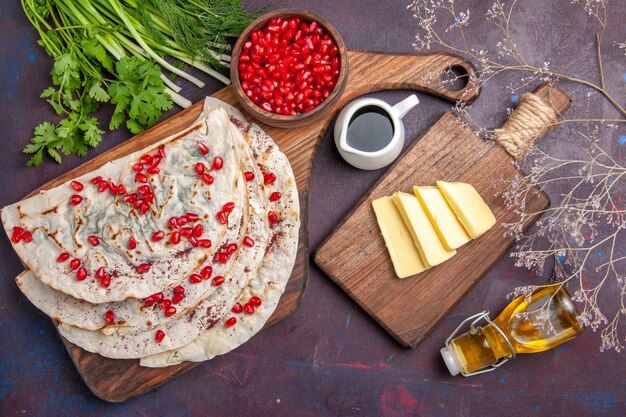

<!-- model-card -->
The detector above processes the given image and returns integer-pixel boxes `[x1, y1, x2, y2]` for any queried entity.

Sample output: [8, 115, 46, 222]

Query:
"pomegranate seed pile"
[238, 16, 341, 116]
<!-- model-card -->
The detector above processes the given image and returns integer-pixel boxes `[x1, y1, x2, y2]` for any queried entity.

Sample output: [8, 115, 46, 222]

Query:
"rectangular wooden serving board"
[315, 84, 571, 348]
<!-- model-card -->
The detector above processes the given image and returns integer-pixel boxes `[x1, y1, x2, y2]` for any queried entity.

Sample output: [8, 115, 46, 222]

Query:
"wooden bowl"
[230, 9, 349, 128]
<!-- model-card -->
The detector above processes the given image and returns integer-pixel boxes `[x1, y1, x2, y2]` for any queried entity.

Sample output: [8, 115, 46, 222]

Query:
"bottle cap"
[440, 347, 460, 376]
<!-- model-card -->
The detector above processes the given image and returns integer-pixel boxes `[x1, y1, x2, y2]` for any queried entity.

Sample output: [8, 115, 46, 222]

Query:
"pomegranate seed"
[188, 236, 198, 247]
[195, 163, 205, 174]
[201, 266, 213, 280]
[76, 267, 88, 281]
[132, 163, 144, 172]
[217, 211, 228, 225]
[21, 231, 33, 243]
[128, 237, 137, 250]
[189, 273, 203, 283]
[143, 194, 155, 205]
[69, 259, 81, 270]
[158, 145, 165, 159]
[244, 303, 255, 314]
[180, 227, 193, 237]
[185, 213, 199, 222]
[135, 173, 148, 183]
[193, 224, 203, 237]
[222, 202, 235, 213]
[159, 299, 171, 310]
[164, 306, 177, 317]
[69, 195, 83, 205]
[101, 274, 111, 288]
[151, 230, 165, 241]
[105, 310, 115, 324]
[170, 231, 181, 244]
[98, 181, 109, 193]
[177, 216, 188, 226]
[269, 192, 282, 201]
[201, 173, 214, 185]
[243, 236, 255, 247]
[109, 183, 118, 194]
[137, 185, 151, 195]
[172, 293, 184, 304]
[173, 285, 185, 294]
[90, 176, 102, 184]
[96, 267, 105, 279]
[197, 141, 209, 155]
[139, 154, 152, 165]
[227, 243, 238, 254]
[153, 292, 164, 302]
[232, 302, 243, 313]
[263, 172, 277, 185]
[136, 263, 151, 274]
[147, 167, 160, 174]
[144, 298, 156, 307]
[87, 236, 99, 246]
[117, 185, 126, 195]
[212, 157, 224, 170]
[212, 276, 225, 286]
[11, 228, 22, 243]
[219, 253, 228, 263]
[244, 171, 255, 181]
[168, 217, 179, 229]
[70, 180, 84, 191]
[57, 252, 70, 262]
[268, 211, 278, 223]
[250, 296, 262, 307]
[155, 330, 165, 343]
[150, 156, 161, 168]
[139, 204, 150, 215]
[198, 239, 212, 248]
[225, 317, 237, 328]
[124, 193, 138, 203]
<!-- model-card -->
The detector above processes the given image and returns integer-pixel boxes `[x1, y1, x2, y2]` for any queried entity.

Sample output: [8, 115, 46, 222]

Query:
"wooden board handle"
[339, 50, 481, 107]
[494, 83, 572, 159]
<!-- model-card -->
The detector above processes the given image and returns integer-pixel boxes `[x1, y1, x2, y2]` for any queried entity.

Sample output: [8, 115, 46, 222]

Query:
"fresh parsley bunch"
[21, 0, 258, 166]
[26, 45, 171, 165]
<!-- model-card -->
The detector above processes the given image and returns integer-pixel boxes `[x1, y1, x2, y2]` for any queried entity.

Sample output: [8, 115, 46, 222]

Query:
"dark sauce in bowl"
[346, 106, 395, 152]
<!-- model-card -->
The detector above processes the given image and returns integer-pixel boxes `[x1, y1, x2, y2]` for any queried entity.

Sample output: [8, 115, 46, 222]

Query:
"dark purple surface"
[1, 0, 624, 416]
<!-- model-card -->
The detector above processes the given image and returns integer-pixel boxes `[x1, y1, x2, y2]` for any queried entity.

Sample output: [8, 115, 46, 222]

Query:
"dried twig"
[408, 0, 625, 351]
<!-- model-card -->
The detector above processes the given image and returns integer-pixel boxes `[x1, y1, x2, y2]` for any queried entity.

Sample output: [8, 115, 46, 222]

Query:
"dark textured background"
[1, 0, 625, 416]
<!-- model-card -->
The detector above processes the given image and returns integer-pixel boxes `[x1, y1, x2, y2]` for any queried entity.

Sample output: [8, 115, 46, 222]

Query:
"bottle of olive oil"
[441, 285, 582, 376]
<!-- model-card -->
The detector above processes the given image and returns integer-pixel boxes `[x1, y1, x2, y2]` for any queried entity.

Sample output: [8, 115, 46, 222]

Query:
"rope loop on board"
[494, 93, 558, 159]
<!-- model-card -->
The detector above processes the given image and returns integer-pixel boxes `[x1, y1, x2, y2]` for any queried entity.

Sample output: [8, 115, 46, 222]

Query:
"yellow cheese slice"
[437, 181, 496, 239]
[414, 186, 471, 250]
[392, 192, 456, 268]
[372, 196, 428, 278]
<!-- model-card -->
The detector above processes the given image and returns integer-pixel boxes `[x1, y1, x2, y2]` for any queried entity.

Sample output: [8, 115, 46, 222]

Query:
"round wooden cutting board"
[23, 50, 480, 401]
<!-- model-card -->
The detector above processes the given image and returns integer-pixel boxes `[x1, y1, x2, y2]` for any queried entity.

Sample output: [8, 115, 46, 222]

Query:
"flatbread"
[141, 118, 300, 366]
[2, 108, 244, 303]
[6, 98, 299, 364]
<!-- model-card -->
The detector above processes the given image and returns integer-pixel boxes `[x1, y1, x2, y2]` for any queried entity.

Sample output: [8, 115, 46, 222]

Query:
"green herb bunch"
[21, 0, 258, 166]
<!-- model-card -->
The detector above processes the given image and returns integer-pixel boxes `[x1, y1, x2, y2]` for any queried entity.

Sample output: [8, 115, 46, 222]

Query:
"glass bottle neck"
[482, 323, 514, 359]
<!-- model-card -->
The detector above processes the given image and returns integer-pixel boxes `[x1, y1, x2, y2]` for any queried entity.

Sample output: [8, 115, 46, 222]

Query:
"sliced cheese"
[392, 192, 456, 268]
[437, 181, 496, 239]
[372, 196, 428, 278]
[414, 186, 471, 250]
